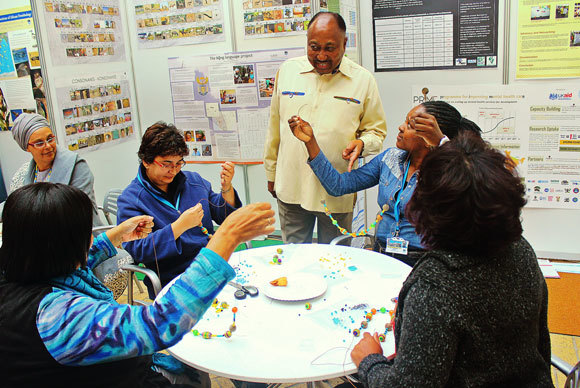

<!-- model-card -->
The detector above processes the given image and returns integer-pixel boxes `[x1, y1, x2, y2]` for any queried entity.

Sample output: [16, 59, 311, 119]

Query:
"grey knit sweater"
[357, 237, 554, 387]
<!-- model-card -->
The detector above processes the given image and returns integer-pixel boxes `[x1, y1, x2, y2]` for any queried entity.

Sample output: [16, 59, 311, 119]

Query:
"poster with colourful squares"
[242, 0, 312, 39]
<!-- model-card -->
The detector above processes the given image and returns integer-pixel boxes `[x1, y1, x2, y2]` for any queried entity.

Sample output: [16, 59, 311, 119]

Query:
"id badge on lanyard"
[386, 236, 409, 255]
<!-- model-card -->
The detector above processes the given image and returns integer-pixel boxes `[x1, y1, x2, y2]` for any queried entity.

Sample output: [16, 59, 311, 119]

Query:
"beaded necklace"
[350, 305, 396, 342]
[192, 298, 238, 339]
[322, 201, 388, 237]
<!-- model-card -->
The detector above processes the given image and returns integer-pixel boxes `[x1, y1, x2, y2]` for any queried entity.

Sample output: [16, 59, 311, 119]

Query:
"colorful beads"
[220, 302, 229, 309]
[380, 307, 387, 313]
[194, 303, 237, 340]
[371, 308, 377, 315]
[365, 312, 373, 320]
[361, 320, 368, 329]
[202, 331, 212, 339]
[276, 248, 283, 254]
[192, 329, 199, 336]
[229, 323, 237, 332]
[272, 255, 282, 264]
[232, 307, 238, 313]
[353, 329, 360, 337]
[378, 333, 386, 342]
[305, 303, 312, 310]
[224, 331, 232, 338]
[322, 200, 388, 236]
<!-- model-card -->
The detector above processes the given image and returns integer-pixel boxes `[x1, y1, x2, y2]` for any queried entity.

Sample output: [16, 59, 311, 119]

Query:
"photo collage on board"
[243, 0, 311, 38]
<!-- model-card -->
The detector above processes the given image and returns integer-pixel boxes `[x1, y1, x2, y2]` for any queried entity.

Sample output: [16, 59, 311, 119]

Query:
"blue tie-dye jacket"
[37, 233, 235, 366]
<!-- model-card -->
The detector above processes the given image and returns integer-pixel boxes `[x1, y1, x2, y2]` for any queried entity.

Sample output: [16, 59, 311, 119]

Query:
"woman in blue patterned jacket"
[289, 101, 481, 266]
[0, 183, 275, 387]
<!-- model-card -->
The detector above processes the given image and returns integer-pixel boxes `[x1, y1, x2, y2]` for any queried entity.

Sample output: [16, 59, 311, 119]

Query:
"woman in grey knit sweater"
[349, 132, 553, 387]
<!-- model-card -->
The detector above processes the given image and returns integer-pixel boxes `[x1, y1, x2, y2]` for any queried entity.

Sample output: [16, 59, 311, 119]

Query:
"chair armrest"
[330, 234, 352, 245]
[120, 264, 162, 304]
[551, 354, 573, 375]
[92, 225, 113, 236]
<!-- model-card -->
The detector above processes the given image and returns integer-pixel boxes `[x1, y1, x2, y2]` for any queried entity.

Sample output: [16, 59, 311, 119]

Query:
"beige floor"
[120, 280, 579, 387]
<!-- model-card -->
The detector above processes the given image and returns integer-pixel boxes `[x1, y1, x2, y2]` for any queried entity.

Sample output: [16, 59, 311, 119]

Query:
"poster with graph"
[413, 84, 580, 209]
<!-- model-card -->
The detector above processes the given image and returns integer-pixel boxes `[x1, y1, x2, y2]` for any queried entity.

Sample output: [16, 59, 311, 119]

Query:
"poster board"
[413, 84, 580, 210]
[168, 47, 304, 162]
[372, 0, 499, 72]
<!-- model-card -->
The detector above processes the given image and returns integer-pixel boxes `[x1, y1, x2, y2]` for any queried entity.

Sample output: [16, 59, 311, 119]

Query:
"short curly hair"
[138, 122, 188, 163]
[406, 131, 526, 256]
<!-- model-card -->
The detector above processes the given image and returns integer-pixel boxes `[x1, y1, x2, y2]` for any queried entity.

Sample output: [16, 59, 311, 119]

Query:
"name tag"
[386, 237, 409, 255]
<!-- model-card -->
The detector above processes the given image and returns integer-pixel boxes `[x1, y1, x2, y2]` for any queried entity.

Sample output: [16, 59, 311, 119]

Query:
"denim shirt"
[308, 148, 423, 249]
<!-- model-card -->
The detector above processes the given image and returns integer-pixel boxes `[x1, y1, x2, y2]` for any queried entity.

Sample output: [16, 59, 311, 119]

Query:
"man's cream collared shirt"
[264, 55, 387, 213]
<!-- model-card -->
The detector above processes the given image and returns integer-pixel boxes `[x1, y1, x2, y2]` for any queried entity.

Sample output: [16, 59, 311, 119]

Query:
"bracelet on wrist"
[221, 186, 232, 194]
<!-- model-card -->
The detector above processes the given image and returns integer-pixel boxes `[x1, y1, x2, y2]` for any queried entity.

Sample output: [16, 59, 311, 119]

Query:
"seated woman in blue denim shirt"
[289, 101, 481, 266]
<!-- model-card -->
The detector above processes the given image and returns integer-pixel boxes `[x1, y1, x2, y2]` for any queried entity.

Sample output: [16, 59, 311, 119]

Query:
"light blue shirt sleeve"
[37, 247, 235, 366]
[87, 232, 118, 269]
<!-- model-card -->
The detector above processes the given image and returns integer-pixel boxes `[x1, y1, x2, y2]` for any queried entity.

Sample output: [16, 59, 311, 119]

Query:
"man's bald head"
[306, 12, 347, 74]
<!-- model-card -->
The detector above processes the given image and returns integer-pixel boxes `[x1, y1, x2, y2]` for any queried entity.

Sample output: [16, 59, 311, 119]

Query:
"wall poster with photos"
[168, 47, 304, 162]
[0, 5, 48, 130]
[42, 0, 126, 65]
[243, 0, 312, 39]
[134, 0, 225, 49]
[55, 72, 134, 153]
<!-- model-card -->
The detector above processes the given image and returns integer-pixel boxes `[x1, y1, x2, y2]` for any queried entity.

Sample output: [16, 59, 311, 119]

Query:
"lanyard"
[137, 173, 181, 212]
[34, 166, 52, 183]
[393, 159, 411, 236]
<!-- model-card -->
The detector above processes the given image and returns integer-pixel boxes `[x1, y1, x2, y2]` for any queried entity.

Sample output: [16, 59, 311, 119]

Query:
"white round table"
[168, 243, 411, 384]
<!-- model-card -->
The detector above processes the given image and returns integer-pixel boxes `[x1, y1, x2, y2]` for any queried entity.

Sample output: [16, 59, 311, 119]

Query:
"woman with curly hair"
[348, 132, 553, 387]
[117, 122, 241, 299]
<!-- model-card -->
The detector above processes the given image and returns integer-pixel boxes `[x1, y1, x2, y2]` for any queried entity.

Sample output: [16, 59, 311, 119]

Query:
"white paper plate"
[262, 273, 327, 301]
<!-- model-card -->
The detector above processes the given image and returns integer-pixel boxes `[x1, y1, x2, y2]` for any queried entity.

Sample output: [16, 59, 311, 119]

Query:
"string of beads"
[322, 201, 388, 237]
[192, 299, 238, 339]
[350, 306, 395, 342]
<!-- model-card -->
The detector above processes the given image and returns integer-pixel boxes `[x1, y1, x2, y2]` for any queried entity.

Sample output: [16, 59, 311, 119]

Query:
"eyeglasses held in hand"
[153, 159, 186, 171]
[28, 136, 56, 149]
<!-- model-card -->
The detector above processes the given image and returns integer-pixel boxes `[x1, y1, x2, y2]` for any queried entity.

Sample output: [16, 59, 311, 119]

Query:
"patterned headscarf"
[11, 113, 51, 150]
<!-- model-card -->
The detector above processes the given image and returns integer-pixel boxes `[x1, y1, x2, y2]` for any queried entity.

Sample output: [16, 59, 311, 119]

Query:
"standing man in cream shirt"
[264, 12, 387, 244]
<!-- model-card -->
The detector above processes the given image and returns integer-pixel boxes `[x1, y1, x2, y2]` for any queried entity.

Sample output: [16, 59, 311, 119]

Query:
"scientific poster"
[133, 0, 225, 49]
[242, 0, 312, 39]
[168, 47, 304, 162]
[412, 84, 580, 209]
[54, 72, 135, 153]
[0, 5, 47, 128]
[516, 0, 580, 79]
[42, 0, 126, 65]
[373, 0, 499, 72]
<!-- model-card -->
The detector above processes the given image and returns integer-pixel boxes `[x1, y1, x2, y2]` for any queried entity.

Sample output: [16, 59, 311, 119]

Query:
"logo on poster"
[549, 92, 572, 100]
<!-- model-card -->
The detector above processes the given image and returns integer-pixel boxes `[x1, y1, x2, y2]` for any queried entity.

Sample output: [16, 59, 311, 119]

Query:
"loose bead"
[202, 331, 212, 339]
[305, 303, 312, 310]
[353, 329, 360, 337]
[276, 248, 283, 254]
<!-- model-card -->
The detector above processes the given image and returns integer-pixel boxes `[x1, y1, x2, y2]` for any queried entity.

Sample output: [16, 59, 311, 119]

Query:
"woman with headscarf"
[9, 112, 102, 225]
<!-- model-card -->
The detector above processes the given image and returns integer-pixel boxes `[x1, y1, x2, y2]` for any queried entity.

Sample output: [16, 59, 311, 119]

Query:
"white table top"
[168, 243, 411, 384]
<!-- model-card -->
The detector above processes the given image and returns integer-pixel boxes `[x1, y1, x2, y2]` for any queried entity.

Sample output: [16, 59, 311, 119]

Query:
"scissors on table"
[228, 281, 259, 300]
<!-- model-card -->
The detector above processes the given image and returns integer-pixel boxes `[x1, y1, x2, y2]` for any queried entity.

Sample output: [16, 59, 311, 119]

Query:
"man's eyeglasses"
[153, 159, 186, 171]
[28, 136, 56, 149]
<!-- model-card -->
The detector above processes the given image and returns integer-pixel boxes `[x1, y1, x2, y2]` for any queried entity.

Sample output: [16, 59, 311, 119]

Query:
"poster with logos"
[133, 0, 225, 49]
[42, 0, 126, 65]
[242, 0, 312, 39]
[168, 47, 304, 162]
[373, 0, 499, 72]
[55, 72, 135, 153]
[516, 0, 580, 79]
[413, 84, 580, 209]
[0, 5, 47, 129]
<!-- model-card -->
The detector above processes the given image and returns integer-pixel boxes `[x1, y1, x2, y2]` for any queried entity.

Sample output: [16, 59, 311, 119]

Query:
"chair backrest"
[100, 188, 123, 225]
